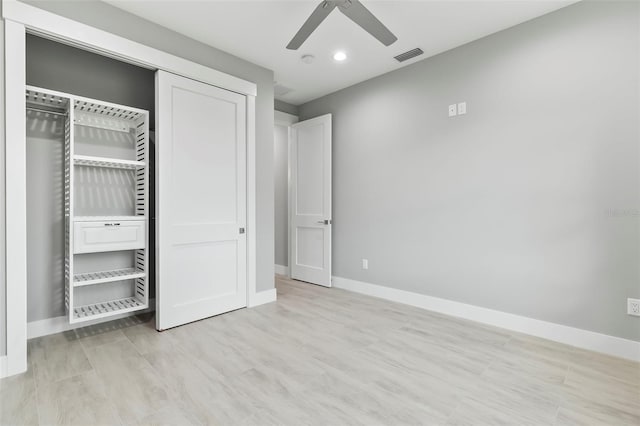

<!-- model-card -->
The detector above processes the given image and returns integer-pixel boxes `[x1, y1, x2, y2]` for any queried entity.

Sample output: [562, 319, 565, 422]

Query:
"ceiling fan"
[287, 0, 398, 50]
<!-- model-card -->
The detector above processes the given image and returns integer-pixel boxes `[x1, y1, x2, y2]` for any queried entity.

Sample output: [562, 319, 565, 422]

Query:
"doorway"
[274, 111, 332, 287]
[274, 111, 298, 276]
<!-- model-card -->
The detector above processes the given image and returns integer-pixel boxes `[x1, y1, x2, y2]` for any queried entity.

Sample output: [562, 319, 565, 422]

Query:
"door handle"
[317, 220, 332, 225]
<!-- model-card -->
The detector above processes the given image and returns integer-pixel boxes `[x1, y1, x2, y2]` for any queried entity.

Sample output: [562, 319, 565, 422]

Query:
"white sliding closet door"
[156, 71, 247, 330]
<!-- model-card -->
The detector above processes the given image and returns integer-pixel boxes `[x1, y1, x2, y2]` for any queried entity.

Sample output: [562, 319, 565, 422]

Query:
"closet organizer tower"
[26, 86, 150, 323]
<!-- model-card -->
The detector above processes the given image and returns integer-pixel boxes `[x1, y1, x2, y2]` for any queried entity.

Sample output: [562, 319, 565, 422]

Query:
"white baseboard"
[332, 276, 640, 362]
[28, 299, 155, 340]
[249, 288, 277, 307]
[0, 355, 7, 378]
[274, 264, 289, 276]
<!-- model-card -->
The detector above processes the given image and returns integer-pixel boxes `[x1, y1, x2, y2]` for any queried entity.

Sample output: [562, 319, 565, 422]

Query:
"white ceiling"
[105, 0, 578, 105]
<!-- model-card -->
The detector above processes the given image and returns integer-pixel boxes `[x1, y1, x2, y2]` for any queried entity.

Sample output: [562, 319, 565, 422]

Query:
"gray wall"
[275, 100, 299, 116]
[274, 124, 289, 267]
[21, 0, 275, 294]
[299, 0, 640, 341]
[25, 35, 156, 322]
[27, 35, 155, 127]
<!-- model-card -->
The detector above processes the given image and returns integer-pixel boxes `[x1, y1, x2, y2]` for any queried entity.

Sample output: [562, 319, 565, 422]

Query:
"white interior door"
[156, 70, 247, 330]
[290, 114, 332, 287]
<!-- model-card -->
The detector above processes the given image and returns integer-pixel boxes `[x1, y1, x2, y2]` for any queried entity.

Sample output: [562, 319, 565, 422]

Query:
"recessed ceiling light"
[333, 51, 347, 62]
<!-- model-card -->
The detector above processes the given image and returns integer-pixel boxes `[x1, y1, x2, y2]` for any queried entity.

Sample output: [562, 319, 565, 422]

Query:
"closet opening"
[25, 34, 157, 332]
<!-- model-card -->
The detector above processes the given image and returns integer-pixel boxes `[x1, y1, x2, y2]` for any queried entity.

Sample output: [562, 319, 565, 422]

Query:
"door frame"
[2, 0, 258, 377]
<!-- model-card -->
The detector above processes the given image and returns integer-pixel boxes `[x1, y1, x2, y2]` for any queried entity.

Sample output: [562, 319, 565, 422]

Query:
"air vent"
[394, 48, 424, 63]
[274, 83, 294, 97]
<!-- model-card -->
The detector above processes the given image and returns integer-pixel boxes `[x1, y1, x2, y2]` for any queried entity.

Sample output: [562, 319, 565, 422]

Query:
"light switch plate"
[448, 104, 457, 117]
[458, 102, 467, 115]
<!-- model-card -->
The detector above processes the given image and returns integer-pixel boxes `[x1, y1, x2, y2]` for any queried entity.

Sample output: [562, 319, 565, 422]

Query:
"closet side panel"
[0, 4, 7, 355]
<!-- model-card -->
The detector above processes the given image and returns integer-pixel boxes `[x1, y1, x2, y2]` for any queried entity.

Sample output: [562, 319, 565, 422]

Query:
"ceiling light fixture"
[301, 54, 315, 64]
[333, 51, 347, 62]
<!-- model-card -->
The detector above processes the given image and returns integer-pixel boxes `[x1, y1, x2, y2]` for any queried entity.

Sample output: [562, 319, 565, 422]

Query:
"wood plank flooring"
[1, 275, 639, 425]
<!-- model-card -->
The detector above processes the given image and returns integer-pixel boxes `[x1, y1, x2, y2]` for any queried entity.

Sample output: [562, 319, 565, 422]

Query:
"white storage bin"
[74, 218, 145, 254]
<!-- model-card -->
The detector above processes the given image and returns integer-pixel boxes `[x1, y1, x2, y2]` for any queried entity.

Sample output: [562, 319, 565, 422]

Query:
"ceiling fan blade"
[287, 1, 337, 50]
[337, 0, 397, 46]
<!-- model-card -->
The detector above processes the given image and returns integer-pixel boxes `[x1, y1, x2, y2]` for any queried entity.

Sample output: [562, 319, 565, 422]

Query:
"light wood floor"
[2, 275, 639, 425]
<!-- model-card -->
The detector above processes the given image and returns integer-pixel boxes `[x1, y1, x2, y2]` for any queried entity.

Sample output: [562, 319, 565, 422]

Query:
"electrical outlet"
[362, 259, 368, 270]
[628, 298, 640, 316]
[448, 104, 457, 117]
[457, 102, 467, 115]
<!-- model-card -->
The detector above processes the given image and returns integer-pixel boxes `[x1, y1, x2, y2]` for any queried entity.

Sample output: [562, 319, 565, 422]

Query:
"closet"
[5, 8, 256, 375]
[25, 35, 155, 328]
[24, 34, 250, 333]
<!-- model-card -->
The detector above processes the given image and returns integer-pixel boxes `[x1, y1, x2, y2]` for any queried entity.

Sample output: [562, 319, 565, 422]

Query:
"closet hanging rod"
[26, 106, 68, 117]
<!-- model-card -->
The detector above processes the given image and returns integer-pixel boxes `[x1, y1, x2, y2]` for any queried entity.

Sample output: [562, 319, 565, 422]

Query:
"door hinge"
[239, 227, 245, 234]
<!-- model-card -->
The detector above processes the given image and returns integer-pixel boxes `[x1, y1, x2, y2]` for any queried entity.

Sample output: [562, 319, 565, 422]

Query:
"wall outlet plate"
[628, 298, 640, 316]
[457, 102, 467, 115]
[362, 259, 369, 270]
[448, 104, 457, 117]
